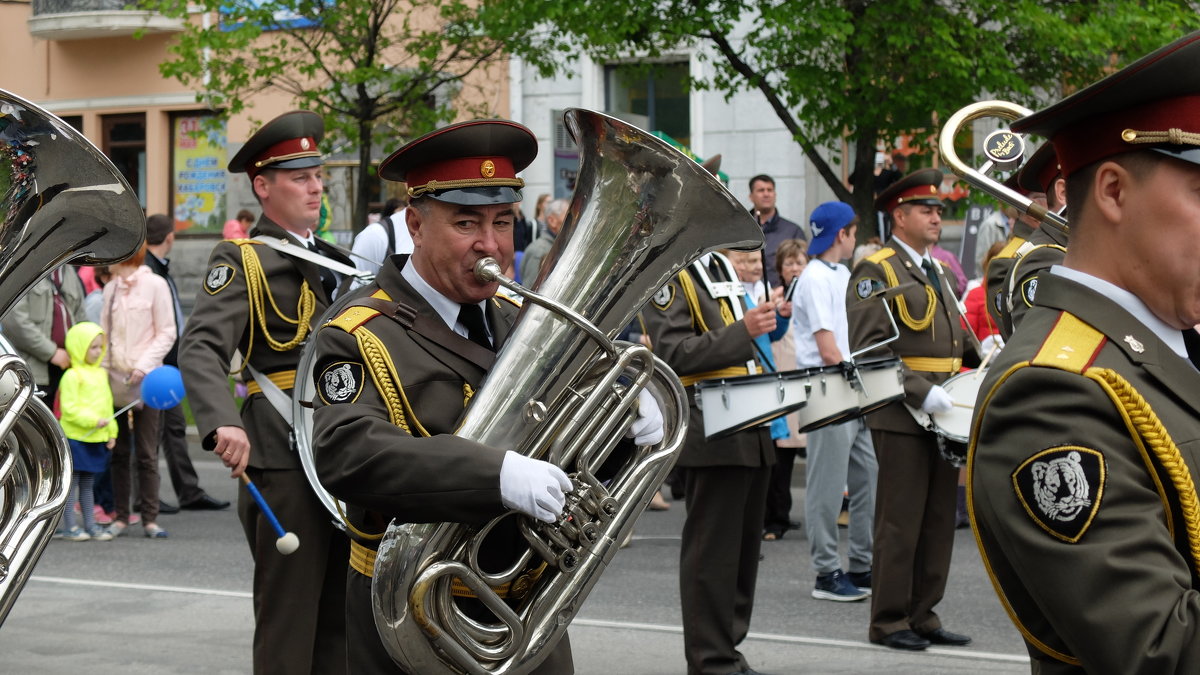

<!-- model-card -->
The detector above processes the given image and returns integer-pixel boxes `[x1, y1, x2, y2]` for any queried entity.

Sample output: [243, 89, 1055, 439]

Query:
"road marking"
[29, 576, 1029, 665]
[571, 618, 1030, 665]
[30, 575, 252, 599]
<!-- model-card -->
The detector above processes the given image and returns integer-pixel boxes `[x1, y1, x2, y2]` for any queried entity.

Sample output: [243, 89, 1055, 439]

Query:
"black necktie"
[458, 303, 492, 350]
[307, 240, 337, 298]
[708, 257, 725, 281]
[921, 258, 942, 295]
[1183, 329, 1200, 370]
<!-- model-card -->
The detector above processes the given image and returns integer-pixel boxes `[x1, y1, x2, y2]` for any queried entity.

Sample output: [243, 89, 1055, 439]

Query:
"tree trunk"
[353, 118, 374, 235]
[849, 133, 880, 241]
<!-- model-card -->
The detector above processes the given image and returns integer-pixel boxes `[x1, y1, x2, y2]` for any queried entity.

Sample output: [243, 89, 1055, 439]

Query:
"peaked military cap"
[1012, 31, 1200, 177]
[1016, 143, 1061, 194]
[228, 110, 324, 178]
[874, 167, 944, 213]
[378, 119, 537, 206]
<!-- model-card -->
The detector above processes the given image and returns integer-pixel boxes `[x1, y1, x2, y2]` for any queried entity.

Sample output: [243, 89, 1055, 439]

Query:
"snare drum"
[927, 368, 987, 444]
[794, 363, 860, 432]
[851, 356, 905, 416]
[695, 370, 809, 439]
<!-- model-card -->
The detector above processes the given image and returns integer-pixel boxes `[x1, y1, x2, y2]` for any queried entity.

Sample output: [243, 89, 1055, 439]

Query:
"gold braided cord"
[1087, 367, 1200, 573]
[677, 271, 710, 333]
[463, 383, 475, 408]
[337, 500, 383, 541]
[881, 259, 936, 332]
[355, 326, 430, 438]
[237, 243, 315, 371]
[1122, 127, 1200, 146]
[408, 177, 524, 198]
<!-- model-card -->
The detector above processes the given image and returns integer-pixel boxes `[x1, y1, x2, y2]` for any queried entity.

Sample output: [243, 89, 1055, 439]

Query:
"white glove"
[499, 451, 572, 523]
[626, 388, 665, 446]
[980, 333, 1005, 355]
[921, 385, 955, 415]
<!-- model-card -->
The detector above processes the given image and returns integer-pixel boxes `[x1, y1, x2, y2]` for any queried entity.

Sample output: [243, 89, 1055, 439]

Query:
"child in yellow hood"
[59, 321, 118, 542]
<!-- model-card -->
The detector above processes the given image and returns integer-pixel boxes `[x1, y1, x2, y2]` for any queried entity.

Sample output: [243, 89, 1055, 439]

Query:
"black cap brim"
[426, 186, 523, 206]
[267, 156, 324, 171]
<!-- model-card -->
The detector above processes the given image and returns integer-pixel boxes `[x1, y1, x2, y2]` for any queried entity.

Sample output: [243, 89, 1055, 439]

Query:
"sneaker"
[812, 569, 869, 602]
[87, 525, 113, 542]
[144, 522, 169, 539]
[93, 506, 113, 525]
[128, 514, 141, 526]
[62, 527, 90, 542]
[847, 570, 872, 594]
[106, 521, 128, 538]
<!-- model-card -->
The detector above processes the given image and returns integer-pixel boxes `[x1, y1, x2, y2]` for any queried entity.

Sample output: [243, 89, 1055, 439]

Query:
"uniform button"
[953, 340, 958, 346]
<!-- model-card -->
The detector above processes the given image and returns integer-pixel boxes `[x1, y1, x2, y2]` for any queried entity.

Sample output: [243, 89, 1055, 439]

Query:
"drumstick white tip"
[276, 532, 300, 555]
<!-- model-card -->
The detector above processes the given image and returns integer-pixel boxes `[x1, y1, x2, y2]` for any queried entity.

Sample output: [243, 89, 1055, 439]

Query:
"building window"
[604, 61, 690, 146]
[102, 113, 146, 209]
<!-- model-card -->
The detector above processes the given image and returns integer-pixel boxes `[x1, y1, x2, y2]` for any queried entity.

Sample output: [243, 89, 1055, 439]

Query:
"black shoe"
[158, 501, 180, 515]
[874, 629, 930, 651]
[846, 570, 871, 591]
[180, 494, 231, 511]
[920, 627, 972, 646]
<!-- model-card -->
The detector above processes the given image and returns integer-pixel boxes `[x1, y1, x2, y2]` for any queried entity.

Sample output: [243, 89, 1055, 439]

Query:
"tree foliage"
[476, 0, 1200, 234]
[142, 0, 516, 231]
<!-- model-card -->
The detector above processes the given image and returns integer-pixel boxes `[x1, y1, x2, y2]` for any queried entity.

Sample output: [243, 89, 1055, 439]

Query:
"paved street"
[1, 438, 1029, 674]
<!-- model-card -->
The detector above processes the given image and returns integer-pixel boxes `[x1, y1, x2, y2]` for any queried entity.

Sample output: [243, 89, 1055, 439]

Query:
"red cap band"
[248, 136, 321, 178]
[1052, 94, 1200, 177]
[885, 183, 941, 212]
[405, 156, 518, 194]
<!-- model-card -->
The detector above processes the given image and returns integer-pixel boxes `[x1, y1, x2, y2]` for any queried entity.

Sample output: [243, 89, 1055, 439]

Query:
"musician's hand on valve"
[743, 302, 777, 338]
[921, 385, 955, 415]
[626, 388, 664, 446]
[500, 451, 572, 523]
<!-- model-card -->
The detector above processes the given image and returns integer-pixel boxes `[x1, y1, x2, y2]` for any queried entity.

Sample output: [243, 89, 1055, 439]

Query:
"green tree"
[476, 0, 1200, 235]
[143, 0, 514, 232]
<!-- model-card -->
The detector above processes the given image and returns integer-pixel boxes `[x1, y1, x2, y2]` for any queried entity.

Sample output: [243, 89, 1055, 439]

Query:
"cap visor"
[1150, 146, 1200, 168]
[428, 186, 523, 206]
[268, 156, 324, 171]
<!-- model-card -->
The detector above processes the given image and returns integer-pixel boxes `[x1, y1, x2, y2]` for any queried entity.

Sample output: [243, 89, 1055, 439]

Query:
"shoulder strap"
[865, 247, 895, 265]
[1030, 312, 1106, 374]
[251, 235, 372, 281]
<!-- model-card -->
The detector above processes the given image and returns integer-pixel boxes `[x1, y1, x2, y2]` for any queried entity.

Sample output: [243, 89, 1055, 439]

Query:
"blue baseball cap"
[807, 201, 856, 257]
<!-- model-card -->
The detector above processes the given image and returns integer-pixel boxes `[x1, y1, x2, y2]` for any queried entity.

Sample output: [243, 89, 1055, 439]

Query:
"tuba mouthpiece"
[474, 257, 503, 282]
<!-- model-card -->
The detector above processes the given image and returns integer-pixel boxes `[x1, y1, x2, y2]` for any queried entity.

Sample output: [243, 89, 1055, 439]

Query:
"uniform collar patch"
[318, 361, 365, 405]
[1012, 445, 1105, 544]
[1123, 335, 1145, 353]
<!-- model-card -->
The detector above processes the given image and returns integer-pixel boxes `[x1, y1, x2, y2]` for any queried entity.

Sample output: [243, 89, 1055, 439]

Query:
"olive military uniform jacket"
[846, 242, 968, 435]
[970, 273, 1200, 674]
[310, 255, 520, 541]
[1000, 220, 1068, 338]
[984, 219, 1037, 339]
[641, 256, 773, 468]
[179, 216, 352, 469]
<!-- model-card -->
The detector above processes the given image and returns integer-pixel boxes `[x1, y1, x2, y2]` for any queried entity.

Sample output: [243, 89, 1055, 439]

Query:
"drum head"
[929, 369, 986, 444]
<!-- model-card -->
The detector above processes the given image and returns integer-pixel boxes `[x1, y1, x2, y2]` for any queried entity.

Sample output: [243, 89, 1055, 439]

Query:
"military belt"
[901, 356, 962, 373]
[246, 369, 297, 396]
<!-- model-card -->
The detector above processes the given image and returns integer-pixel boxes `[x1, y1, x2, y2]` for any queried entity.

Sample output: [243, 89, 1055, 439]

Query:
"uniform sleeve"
[972, 365, 1200, 674]
[178, 243, 250, 442]
[846, 260, 933, 405]
[310, 325, 507, 525]
[641, 276, 754, 376]
[1007, 246, 1063, 334]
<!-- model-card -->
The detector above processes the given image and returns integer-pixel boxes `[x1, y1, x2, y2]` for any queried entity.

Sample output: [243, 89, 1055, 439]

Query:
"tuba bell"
[0, 90, 145, 626]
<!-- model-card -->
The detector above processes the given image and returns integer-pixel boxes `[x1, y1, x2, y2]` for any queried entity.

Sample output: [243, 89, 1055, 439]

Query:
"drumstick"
[239, 474, 301, 555]
[952, 401, 974, 409]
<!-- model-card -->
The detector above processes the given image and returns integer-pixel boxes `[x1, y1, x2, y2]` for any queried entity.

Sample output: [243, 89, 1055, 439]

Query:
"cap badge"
[1123, 335, 1145, 353]
[481, 159, 496, 178]
[301, 138, 310, 150]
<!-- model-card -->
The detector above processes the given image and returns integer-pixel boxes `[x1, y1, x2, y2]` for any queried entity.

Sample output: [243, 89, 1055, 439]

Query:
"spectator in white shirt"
[351, 197, 412, 276]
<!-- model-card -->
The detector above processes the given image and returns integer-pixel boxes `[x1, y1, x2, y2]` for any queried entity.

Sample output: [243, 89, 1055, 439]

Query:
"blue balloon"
[140, 365, 185, 410]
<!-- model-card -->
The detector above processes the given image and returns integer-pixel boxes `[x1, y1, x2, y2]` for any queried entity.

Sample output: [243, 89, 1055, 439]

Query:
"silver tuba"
[0, 90, 145, 626]
[372, 109, 761, 674]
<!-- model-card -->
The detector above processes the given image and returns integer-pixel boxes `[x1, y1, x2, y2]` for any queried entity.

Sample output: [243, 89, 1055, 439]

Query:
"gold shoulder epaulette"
[228, 238, 263, 246]
[329, 306, 380, 334]
[996, 236, 1027, 260]
[865, 248, 896, 265]
[1030, 312, 1106, 374]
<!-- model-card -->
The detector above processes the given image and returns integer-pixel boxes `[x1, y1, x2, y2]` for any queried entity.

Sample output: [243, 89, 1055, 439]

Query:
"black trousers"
[680, 464, 771, 675]
[238, 467, 349, 674]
